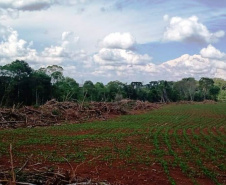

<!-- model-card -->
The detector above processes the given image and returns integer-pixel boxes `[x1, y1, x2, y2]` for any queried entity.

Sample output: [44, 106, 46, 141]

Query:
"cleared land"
[0, 103, 226, 185]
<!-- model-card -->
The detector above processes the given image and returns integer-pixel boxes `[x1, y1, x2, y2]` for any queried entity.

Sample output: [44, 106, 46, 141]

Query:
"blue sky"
[0, 0, 225, 83]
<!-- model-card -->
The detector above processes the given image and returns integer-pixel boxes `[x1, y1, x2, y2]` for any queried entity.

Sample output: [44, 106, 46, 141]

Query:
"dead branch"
[9, 144, 16, 184]
[74, 155, 101, 173]
[63, 157, 76, 182]
[16, 154, 33, 174]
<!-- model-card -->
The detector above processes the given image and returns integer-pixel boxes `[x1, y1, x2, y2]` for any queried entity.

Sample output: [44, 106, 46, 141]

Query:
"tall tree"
[0, 60, 32, 78]
[30, 71, 52, 105]
[174, 78, 197, 101]
[214, 78, 226, 101]
[106, 81, 126, 101]
[53, 77, 79, 102]
[199, 77, 214, 100]
[0, 60, 33, 105]
[82, 80, 96, 101]
[209, 86, 220, 101]
[94, 82, 107, 101]
[39, 65, 64, 83]
[131, 82, 143, 89]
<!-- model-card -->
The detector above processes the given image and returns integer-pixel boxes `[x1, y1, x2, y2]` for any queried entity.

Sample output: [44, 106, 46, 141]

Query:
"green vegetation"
[0, 103, 225, 184]
[214, 78, 226, 102]
[0, 60, 225, 106]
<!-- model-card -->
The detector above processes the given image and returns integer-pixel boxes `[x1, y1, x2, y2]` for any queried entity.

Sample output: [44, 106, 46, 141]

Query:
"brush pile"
[0, 165, 109, 185]
[0, 99, 160, 129]
[0, 155, 110, 185]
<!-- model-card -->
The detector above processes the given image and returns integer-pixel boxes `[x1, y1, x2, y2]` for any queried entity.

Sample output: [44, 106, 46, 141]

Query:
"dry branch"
[9, 144, 16, 184]
[16, 154, 33, 174]
[0, 99, 161, 129]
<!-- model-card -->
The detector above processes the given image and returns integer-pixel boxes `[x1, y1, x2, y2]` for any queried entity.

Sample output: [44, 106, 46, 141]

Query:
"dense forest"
[0, 60, 225, 106]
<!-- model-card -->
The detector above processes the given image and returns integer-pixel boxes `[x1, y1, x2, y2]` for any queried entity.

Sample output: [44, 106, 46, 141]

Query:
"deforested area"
[0, 99, 161, 129]
[0, 1, 226, 185]
[0, 61, 225, 185]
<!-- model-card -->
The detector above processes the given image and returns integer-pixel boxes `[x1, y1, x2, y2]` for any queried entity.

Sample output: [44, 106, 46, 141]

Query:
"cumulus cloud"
[94, 32, 152, 68]
[163, 16, 225, 43]
[102, 32, 136, 50]
[0, 24, 90, 70]
[157, 54, 226, 80]
[159, 54, 213, 77]
[36, 31, 89, 66]
[94, 48, 152, 66]
[93, 32, 224, 82]
[0, 24, 35, 65]
[0, 25, 95, 82]
[198, 45, 226, 79]
[200, 44, 225, 59]
[1, 26, 226, 83]
[93, 52, 226, 82]
[91, 32, 158, 82]
[0, 24, 59, 66]
[42, 31, 80, 59]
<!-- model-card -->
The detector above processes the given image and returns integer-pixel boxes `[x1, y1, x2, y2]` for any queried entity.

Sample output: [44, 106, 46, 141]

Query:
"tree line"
[0, 60, 225, 106]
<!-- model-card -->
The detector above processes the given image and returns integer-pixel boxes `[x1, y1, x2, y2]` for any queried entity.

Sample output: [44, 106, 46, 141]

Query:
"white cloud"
[200, 44, 225, 59]
[94, 48, 152, 66]
[1, 24, 226, 83]
[102, 32, 136, 50]
[0, 1, 168, 55]
[0, 24, 90, 70]
[93, 32, 226, 82]
[0, 8, 19, 20]
[91, 63, 159, 83]
[0, 25, 95, 82]
[61, 31, 80, 49]
[159, 54, 213, 77]
[91, 32, 158, 82]
[92, 32, 161, 82]
[94, 53, 226, 82]
[158, 54, 226, 80]
[198, 45, 226, 79]
[0, 25, 33, 64]
[39, 31, 86, 66]
[0, 24, 64, 66]
[163, 16, 225, 43]
[54, 0, 89, 6]
[62, 31, 74, 41]
[94, 32, 151, 67]
[163, 14, 169, 21]
[42, 46, 64, 58]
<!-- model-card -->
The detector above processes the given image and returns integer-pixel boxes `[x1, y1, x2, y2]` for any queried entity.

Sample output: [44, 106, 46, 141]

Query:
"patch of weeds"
[218, 164, 226, 171]
[102, 153, 114, 162]
[152, 149, 165, 157]
[73, 151, 86, 162]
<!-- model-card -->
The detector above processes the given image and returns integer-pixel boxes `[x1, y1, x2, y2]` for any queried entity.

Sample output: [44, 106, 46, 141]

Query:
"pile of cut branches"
[0, 145, 109, 185]
[0, 164, 109, 185]
[0, 100, 161, 129]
